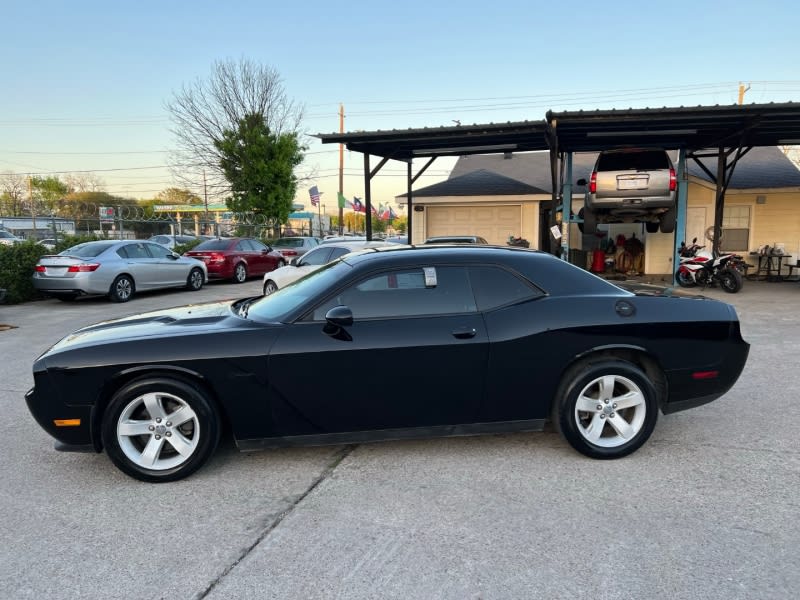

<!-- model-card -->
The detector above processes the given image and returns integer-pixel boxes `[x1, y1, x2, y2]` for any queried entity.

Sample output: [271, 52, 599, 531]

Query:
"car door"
[119, 242, 160, 289]
[144, 242, 186, 287]
[267, 265, 489, 434]
[248, 239, 274, 274]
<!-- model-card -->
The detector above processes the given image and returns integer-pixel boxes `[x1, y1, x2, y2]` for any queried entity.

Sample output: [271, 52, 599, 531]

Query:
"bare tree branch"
[166, 58, 305, 200]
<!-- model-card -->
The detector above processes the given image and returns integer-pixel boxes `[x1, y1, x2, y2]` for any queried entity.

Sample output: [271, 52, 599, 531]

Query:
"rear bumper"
[663, 338, 750, 414]
[32, 273, 111, 295]
[587, 193, 675, 211]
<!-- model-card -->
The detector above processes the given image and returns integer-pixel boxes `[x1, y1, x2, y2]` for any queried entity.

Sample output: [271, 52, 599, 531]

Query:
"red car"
[184, 238, 285, 283]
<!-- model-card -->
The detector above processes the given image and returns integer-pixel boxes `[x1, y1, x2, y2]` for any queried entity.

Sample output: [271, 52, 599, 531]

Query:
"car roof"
[317, 240, 393, 250]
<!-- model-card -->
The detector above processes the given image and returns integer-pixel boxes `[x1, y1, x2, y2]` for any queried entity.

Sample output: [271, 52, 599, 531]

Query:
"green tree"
[156, 187, 201, 205]
[31, 176, 69, 215]
[215, 113, 305, 225]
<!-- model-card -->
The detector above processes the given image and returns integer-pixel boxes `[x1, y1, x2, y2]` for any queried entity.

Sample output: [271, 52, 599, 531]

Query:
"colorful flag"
[389, 206, 397, 220]
[309, 186, 320, 207]
[370, 203, 378, 216]
[337, 191, 346, 209]
[352, 197, 364, 213]
[379, 204, 390, 221]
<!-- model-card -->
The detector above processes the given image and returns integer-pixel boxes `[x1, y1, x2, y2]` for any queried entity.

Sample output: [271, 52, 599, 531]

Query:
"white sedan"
[262, 240, 393, 295]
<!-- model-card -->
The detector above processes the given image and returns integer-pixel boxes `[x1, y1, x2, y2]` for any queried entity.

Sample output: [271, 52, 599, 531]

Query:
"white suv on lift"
[578, 148, 677, 234]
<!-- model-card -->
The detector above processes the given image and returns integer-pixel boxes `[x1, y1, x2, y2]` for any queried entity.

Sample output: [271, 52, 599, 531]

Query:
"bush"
[0, 241, 48, 304]
[173, 239, 203, 255]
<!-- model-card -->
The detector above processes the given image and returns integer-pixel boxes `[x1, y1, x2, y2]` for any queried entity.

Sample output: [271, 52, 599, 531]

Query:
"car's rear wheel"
[101, 377, 220, 482]
[645, 221, 659, 233]
[186, 267, 204, 291]
[660, 205, 677, 233]
[109, 275, 134, 302]
[552, 360, 658, 459]
[232, 263, 247, 283]
[580, 207, 597, 235]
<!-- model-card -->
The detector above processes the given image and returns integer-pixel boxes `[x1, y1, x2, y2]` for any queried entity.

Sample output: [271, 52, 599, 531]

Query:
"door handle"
[452, 327, 477, 339]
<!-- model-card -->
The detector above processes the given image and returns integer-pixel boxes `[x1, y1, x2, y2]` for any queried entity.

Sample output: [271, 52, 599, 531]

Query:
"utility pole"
[737, 82, 751, 105]
[203, 169, 209, 233]
[28, 176, 37, 239]
[338, 103, 344, 235]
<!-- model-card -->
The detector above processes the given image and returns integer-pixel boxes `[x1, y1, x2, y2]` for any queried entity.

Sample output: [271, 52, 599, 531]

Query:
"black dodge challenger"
[26, 246, 749, 482]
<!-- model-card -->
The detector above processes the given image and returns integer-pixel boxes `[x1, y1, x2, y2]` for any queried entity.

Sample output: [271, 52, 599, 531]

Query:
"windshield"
[246, 260, 352, 322]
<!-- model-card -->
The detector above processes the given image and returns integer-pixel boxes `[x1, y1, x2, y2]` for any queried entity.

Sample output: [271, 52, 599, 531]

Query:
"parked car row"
[32, 237, 287, 303]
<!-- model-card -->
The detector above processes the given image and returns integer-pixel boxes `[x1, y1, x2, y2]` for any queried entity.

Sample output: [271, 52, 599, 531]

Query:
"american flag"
[308, 186, 320, 207]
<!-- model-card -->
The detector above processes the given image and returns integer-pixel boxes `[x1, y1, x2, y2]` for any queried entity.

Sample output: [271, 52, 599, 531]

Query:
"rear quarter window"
[597, 151, 671, 171]
[468, 266, 542, 311]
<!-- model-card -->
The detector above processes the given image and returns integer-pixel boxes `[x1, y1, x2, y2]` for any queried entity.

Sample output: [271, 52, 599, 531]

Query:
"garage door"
[426, 205, 521, 245]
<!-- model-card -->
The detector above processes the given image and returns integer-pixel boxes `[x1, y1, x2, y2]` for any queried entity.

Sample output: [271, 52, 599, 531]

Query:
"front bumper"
[25, 386, 97, 451]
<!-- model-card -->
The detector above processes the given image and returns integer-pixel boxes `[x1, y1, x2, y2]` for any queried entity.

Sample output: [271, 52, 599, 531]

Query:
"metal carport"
[318, 102, 800, 275]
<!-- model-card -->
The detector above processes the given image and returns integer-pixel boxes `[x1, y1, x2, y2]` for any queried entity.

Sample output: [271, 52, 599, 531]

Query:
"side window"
[468, 266, 541, 311]
[300, 247, 333, 266]
[123, 243, 150, 259]
[145, 243, 172, 259]
[328, 247, 351, 261]
[116, 246, 129, 259]
[250, 240, 267, 252]
[235, 240, 250, 252]
[311, 266, 476, 320]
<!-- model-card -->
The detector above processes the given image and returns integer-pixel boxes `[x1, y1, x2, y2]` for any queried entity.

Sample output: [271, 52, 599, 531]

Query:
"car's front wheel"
[109, 275, 134, 302]
[263, 280, 278, 296]
[552, 360, 658, 459]
[101, 377, 220, 482]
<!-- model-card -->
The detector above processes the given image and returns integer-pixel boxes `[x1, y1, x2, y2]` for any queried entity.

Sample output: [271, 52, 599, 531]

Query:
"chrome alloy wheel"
[573, 375, 647, 448]
[114, 277, 133, 301]
[116, 392, 200, 470]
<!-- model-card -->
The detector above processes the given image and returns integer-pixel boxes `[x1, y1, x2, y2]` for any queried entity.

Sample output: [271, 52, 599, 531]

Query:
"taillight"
[67, 263, 100, 272]
[589, 171, 597, 194]
[34, 265, 46, 272]
[669, 168, 677, 191]
[209, 253, 225, 263]
[282, 250, 298, 256]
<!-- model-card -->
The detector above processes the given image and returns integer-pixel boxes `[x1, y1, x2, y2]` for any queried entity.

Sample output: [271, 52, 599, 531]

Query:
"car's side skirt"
[236, 419, 547, 451]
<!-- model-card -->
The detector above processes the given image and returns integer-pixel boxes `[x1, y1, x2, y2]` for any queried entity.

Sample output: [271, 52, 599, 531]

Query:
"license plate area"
[617, 175, 649, 190]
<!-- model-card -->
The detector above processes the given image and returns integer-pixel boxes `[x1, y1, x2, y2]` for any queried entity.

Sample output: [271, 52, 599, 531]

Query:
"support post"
[673, 147, 688, 284]
[407, 161, 413, 243]
[560, 152, 573, 261]
[364, 153, 372, 241]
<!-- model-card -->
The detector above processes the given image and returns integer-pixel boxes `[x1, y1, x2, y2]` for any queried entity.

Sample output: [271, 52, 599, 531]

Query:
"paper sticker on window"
[423, 267, 437, 287]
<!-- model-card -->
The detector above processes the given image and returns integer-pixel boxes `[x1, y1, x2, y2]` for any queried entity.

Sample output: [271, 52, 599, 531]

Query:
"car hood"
[44, 300, 241, 356]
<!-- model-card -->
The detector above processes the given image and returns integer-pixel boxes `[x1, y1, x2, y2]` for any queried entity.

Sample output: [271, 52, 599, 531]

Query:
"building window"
[721, 205, 750, 251]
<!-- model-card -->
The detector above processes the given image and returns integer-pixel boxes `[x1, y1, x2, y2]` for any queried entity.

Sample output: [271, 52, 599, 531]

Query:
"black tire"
[278, 259, 286, 268]
[645, 221, 659, 233]
[101, 377, 221, 482]
[552, 360, 659, 459]
[719, 267, 743, 293]
[232, 262, 247, 283]
[186, 267, 204, 291]
[263, 279, 278, 296]
[109, 274, 134, 302]
[659, 204, 677, 233]
[581, 207, 597, 235]
[675, 268, 696, 288]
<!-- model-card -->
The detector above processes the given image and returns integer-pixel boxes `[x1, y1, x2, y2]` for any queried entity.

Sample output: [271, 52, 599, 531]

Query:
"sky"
[2, 0, 799, 215]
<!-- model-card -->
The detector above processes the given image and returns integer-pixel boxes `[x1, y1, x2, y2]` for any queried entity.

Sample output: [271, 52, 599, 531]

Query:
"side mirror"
[323, 305, 353, 340]
[577, 178, 587, 186]
[290, 257, 298, 266]
[169, 252, 180, 260]
[325, 305, 353, 327]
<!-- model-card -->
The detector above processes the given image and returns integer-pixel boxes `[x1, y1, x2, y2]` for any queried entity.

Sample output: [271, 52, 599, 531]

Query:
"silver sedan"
[33, 240, 208, 302]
